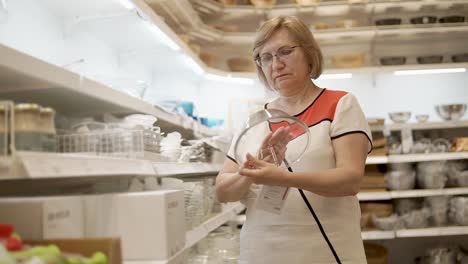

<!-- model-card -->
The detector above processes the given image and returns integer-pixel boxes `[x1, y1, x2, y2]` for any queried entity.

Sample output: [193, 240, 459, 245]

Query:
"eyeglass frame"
[254, 45, 301, 68]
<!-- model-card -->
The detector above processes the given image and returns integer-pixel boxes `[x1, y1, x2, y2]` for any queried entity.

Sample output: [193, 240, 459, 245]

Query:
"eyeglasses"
[255, 45, 300, 68]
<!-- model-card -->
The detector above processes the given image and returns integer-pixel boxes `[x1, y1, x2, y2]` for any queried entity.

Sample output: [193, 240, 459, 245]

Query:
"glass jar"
[0, 105, 6, 155]
[14, 103, 42, 151]
[39, 107, 57, 152]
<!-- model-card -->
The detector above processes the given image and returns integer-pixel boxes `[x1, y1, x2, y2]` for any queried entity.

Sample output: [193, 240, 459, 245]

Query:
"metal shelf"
[396, 226, 468, 238]
[0, 151, 155, 180]
[137, 0, 468, 77]
[361, 230, 395, 240]
[222, 24, 468, 44]
[366, 152, 468, 165]
[358, 187, 468, 201]
[371, 120, 468, 132]
[362, 226, 468, 240]
[0, 152, 223, 180]
[154, 162, 222, 177]
[192, 0, 468, 16]
[358, 191, 392, 201]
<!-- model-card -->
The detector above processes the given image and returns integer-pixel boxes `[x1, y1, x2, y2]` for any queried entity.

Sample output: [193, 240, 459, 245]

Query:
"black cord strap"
[286, 166, 342, 264]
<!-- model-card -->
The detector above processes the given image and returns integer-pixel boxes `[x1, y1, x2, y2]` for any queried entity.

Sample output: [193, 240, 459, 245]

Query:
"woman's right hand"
[257, 126, 294, 165]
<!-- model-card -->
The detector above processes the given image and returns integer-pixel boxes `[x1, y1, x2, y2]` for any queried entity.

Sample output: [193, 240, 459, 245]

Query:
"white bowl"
[389, 112, 411, 123]
[415, 114, 429, 123]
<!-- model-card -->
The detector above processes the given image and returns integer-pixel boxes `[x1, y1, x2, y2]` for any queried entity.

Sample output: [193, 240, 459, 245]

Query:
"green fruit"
[67, 256, 83, 264]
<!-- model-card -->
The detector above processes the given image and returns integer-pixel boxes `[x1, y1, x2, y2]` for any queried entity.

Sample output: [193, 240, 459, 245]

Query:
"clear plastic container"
[424, 197, 449, 226]
[430, 208, 448, 226]
[372, 214, 404, 230]
[456, 171, 468, 187]
[411, 138, 432, 154]
[424, 247, 457, 264]
[395, 198, 422, 215]
[417, 161, 448, 189]
[449, 197, 468, 225]
[425, 196, 450, 209]
[401, 208, 431, 229]
[385, 170, 416, 190]
[446, 161, 467, 187]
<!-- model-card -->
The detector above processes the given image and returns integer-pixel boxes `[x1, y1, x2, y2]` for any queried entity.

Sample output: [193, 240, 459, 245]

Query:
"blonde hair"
[253, 16, 323, 89]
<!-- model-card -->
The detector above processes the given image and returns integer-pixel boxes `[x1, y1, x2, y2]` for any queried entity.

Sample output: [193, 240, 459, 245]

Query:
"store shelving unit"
[141, 0, 468, 73]
[366, 152, 468, 164]
[222, 23, 468, 44]
[0, 151, 155, 179]
[125, 202, 245, 264]
[0, 0, 466, 262]
[154, 162, 222, 177]
[0, 43, 215, 138]
[395, 226, 468, 238]
[0, 151, 223, 180]
[235, 215, 468, 240]
[361, 230, 395, 240]
[370, 120, 468, 132]
[358, 187, 468, 201]
[362, 226, 468, 240]
[191, 0, 468, 15]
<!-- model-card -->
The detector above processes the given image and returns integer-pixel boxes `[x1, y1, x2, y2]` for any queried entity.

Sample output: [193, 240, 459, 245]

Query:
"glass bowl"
[389, 112, 411, 123]
[415, 114, 429, 123]
[234, 109, 310, 166]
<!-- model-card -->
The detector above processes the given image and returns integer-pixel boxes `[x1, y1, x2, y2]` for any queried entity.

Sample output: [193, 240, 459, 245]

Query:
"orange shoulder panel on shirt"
[269, 89, 348, 138]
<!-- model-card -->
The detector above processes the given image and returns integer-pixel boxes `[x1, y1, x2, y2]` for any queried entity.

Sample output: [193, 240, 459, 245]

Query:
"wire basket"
[58, 129, 144, 158]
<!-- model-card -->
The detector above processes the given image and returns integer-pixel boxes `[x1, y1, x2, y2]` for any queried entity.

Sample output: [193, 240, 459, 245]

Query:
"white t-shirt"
[226, 89, 373, 264]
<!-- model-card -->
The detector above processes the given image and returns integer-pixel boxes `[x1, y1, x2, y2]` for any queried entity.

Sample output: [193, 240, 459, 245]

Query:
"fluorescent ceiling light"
[204, 73, 255, 85]
[184, 55, 204, 75]
[394, 68, 466, 76]
[118, 0, 135, 10]
[144, 21, 180, 51]
[318, 73, 353, 80]
[228, 75, 255, 85]
[205, 73, 227, 82]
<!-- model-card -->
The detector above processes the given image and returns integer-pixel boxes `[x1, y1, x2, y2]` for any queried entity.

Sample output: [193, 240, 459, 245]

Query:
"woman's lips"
[274, 73, 289, 81]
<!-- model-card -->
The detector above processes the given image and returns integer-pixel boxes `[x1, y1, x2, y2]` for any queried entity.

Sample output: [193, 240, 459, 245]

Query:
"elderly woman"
[215, 16, 372, 263]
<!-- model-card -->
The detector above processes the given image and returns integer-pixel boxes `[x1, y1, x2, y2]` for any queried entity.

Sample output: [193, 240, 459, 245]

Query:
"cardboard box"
[0, 190, 186, 261]
[0, 196, 84, 240]
[84, 190, 186, 260]
[26, 238, 122, 264]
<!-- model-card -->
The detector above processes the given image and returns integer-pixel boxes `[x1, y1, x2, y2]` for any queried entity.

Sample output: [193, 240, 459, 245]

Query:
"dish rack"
[58, 124, 162, 158]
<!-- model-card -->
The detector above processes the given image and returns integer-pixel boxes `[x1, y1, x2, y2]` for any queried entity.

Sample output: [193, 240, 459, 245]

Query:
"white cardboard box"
[0, 196, 84, 240]
[84, 190, 186, 260]
[0, 190, 186, 260]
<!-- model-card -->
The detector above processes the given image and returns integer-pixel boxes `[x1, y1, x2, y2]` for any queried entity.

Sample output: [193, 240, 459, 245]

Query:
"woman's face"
[258, 28, 311, 93]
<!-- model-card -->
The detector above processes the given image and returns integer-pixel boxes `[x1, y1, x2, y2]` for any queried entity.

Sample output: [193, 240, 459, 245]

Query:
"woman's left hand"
[239, 153, 290, 186]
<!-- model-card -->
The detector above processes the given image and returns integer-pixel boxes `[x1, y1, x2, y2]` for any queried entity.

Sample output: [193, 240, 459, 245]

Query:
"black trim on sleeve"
[226, 154, 238, 164]
[331, 130, 374, 154]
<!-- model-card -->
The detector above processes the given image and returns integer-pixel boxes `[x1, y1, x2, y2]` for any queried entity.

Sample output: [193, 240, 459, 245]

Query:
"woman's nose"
[271, 55, 285, 70]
